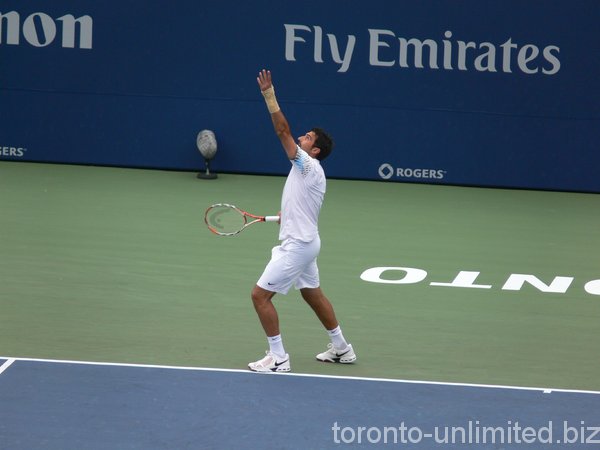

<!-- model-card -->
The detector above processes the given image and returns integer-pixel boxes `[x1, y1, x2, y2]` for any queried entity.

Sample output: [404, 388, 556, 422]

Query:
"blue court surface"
[1, 357, 599, 449]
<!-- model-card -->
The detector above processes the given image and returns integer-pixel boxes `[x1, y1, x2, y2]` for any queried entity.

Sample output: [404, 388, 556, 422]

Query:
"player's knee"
[251, 285, 268, 305]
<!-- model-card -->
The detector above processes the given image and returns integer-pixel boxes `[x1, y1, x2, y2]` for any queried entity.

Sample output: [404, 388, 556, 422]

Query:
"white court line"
[1, 355, 599, 396]
[0, 358, 16, 376]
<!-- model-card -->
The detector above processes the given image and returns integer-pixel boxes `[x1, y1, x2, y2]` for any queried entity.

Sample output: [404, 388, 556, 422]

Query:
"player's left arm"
[257, 69, 297, 160]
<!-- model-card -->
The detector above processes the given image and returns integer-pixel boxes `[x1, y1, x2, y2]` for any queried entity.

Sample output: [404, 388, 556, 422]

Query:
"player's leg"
[300, 287, 357, 364]
[248, 244, 298, 372]
[248, 285, 290, 372]
[251, 285, 279, 336]
[297, 247, 358, 365]
[294, 236, 357, 363]
[299, 286, 338, 330]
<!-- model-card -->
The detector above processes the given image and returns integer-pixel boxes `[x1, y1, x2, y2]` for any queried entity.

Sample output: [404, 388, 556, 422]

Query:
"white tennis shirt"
[279, 146, 325, 242]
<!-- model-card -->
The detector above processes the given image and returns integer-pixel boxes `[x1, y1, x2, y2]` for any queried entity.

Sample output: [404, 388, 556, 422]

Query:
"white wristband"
[261, 86, 280, 114]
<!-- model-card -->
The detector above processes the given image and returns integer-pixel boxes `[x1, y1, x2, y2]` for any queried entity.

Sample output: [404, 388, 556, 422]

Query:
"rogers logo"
[378, 162, 446, 180]
[378, 163, 395, 179]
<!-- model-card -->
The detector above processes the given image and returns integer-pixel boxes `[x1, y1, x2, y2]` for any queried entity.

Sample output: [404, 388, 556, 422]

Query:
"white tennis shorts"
[257, 236, 321, 294]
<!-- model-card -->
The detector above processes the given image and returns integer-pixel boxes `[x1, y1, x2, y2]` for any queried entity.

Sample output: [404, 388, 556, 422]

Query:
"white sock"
[267, 334, 286, 359]
[327, 326, 348, 350]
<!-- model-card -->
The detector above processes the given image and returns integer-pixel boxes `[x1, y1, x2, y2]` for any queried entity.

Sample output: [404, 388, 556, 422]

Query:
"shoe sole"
[316, 355, 356, 364]
[248, 365, 291, 373]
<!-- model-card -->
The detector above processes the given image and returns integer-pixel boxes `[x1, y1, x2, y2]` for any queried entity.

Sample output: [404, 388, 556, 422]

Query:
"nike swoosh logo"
[336, 349, 351, 357]
[267, 282, 275, 286]
[274, 359, 288, 367]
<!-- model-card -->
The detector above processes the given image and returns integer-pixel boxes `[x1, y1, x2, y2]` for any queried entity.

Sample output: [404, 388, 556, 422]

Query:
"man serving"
[248, 69, 357, 372]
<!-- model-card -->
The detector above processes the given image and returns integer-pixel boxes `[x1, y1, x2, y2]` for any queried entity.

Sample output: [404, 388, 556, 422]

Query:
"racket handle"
[264, 216, 280, 222]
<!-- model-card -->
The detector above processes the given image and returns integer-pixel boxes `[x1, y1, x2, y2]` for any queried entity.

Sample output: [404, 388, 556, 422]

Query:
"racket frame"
[205, 203, 279, 236]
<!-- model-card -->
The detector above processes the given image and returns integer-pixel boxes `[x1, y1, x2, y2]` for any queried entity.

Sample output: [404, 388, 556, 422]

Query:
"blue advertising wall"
[1, 1, 599, 192]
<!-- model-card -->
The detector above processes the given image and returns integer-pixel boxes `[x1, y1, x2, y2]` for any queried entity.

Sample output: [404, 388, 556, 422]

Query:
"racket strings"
[206, 206, 246, 234]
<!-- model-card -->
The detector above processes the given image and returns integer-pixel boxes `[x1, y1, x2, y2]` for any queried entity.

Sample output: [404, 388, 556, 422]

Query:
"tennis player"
[248, 69, 357, 372]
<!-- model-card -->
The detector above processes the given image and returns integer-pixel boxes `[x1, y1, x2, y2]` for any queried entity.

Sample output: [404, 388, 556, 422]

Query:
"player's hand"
[257, 69, 273, 92]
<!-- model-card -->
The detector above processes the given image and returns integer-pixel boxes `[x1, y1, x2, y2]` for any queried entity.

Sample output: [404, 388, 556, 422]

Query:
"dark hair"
[311, 127, 334, 161]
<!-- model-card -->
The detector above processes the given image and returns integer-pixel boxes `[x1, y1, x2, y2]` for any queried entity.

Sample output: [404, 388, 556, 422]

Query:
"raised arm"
[257, 69, 297, 160]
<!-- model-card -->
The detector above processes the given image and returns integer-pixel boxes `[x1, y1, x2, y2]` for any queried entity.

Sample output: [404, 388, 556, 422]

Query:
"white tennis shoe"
[248, 351, 291, 372]
[316, 343, 357, 364]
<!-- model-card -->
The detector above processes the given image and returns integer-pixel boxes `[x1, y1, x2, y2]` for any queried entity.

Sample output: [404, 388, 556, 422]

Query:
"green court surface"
[1, 161, 599, 391]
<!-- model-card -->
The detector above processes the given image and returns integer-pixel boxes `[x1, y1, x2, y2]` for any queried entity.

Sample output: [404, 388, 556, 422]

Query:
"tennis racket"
[205, 203, 280, 236]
